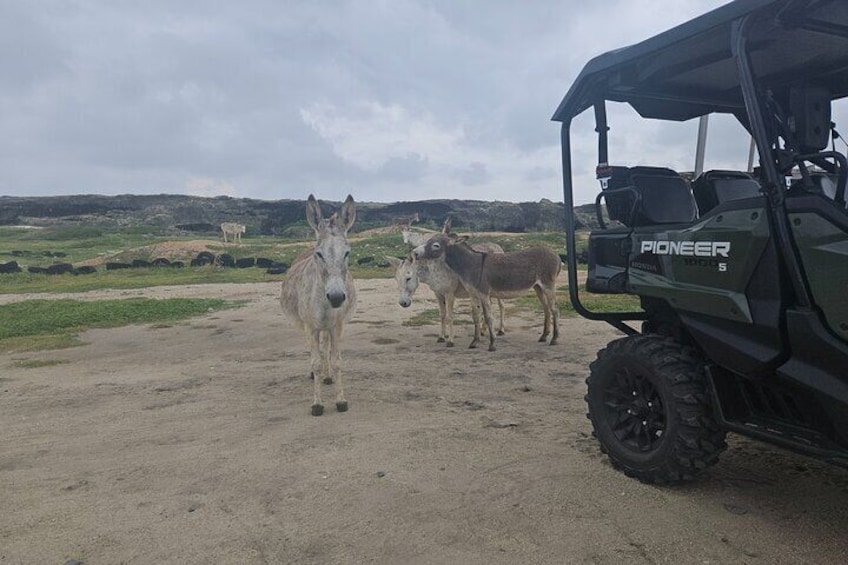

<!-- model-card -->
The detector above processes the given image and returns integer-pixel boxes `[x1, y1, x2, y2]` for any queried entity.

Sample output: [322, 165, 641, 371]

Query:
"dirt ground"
[1, 277, 847, 565]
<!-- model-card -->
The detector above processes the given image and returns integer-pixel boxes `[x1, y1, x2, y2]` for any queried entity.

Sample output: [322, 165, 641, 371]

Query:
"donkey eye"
[315, 251, 324, 260]
[344, 251, 350, 259]
[432, 243, 440, 250]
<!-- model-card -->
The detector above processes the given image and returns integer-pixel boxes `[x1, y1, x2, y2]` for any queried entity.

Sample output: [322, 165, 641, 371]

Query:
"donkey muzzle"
[399, 297, 411, 308]
[327, 292, 346, 308]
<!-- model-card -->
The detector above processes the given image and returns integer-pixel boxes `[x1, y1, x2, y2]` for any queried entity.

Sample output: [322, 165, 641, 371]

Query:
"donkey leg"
[496, 298, 506, 336]
[533, 285, 551, 342]
[306, 329, 324, 416]
[548, 286, 560, 345]
[480, 297, 496, 351]
[468, 296, 481, 349]
[330, 320, 348, 413]
[436, 294, 447, 343]
[445, 293, 456, 347]
[320, 331, 333, 384]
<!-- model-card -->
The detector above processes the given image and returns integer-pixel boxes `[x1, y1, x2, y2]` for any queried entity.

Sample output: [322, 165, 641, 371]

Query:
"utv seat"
[692, 170, 762, 214]
[599, 165, 697, 227]
[802, 172, 839, 201]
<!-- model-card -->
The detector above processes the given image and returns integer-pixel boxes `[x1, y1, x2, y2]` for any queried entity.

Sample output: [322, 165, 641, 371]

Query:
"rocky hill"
[0, 194, 597, 235]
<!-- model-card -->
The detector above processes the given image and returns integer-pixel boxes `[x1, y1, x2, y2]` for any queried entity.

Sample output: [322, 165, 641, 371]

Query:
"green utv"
[553, 0, 848, 483]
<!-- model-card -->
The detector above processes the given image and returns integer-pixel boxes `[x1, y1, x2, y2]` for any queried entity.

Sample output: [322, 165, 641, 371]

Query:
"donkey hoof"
[309, 372, 315, 381]
[446, 341, 455, 348]
[497, 330, 505, 336]
[311, 404, 324, 417]
[538, 336, 548, 343]
[488, 344, 497, 352]
[323, 377, 333, 385]
[437, 337, 445, 343]
[336, 400, 349, 413]
[468, 342, 478, 349]
[549, 338, 558, 346]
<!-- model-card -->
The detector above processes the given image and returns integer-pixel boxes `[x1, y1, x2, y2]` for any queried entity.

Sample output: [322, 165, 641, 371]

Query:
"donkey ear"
[452, 235, 469, 245]
[338, 194, 356, 233]
[386, 256, 402, 268]
[305, 195, 323, 232]
[442, 216, 452, 234]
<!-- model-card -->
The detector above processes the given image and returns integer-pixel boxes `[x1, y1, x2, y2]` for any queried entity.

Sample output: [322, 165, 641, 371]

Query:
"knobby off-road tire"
[586, 334, 727, 484]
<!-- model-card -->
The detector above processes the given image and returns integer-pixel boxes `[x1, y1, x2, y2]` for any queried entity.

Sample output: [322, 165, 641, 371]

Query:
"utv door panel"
[628, 206, 770, 322]
[787, 197, 848, 344]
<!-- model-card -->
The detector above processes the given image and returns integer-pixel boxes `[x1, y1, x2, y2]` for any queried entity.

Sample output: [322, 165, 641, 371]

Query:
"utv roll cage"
[552, 0, 848, 335]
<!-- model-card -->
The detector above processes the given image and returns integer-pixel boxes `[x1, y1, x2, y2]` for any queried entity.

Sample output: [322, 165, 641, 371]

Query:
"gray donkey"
[280, 195, 357, 416]
[390, 217, 506, 345]
[413, 234, 560, 351]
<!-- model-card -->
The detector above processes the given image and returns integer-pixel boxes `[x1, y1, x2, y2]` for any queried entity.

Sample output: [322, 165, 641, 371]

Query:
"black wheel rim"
[602, 367, 665, 452]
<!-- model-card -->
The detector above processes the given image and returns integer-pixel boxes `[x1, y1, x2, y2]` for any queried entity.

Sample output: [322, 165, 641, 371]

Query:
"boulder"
[0, 261, 22, 274]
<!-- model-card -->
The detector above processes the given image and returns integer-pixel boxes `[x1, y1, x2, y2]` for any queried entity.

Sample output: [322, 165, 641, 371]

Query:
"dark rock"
[235, 257, 255, 268]
[266, 262, 289, 275]
[46, 263, 75, 275]
[0, 261, 22, 274]
[192, 251, 215, 267]
[217, 253, 235, 268]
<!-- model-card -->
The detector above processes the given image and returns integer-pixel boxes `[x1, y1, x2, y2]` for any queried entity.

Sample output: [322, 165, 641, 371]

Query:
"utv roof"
[552, 0, 848, 122]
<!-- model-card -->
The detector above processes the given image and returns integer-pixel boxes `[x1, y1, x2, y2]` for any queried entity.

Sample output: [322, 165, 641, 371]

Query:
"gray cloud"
[1, 0, 801, 205]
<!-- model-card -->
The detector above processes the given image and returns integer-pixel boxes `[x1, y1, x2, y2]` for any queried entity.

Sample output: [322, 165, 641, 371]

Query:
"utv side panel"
[628, 205, 771, 323]
[676, 229, 787, 377]
[787, 198, 848, 344]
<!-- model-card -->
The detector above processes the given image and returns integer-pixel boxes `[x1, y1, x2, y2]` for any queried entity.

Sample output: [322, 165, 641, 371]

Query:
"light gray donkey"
[280, 194, 357, 416]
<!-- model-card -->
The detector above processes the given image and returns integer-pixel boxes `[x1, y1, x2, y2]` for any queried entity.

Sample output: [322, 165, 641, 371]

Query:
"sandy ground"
[1, 277, 847, 565]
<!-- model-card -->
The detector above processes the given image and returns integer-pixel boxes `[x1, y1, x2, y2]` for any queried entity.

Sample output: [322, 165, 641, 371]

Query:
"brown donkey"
[280, 195, 357, 416]
[413, 234, 560, 351]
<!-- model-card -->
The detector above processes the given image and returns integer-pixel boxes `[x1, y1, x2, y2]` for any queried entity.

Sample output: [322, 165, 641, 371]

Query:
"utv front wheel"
[586, 335, 727, 484]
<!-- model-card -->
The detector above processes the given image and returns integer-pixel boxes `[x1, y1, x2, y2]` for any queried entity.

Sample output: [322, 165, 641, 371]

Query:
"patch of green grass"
[558, 292, 642, 316]
[0, 298, 239, 353]
[400, 308, 474, 327]
[0, 225, 174, 266]
[0, 334, 84, 353]
[401, 308, 442, 327]
[0, 228, 587, 291]
[0, 266, 285, 294]
[512, 287, 642, 318]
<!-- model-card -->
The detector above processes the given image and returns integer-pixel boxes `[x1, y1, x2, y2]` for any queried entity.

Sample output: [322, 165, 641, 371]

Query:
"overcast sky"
[0, 1, 792, 204]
